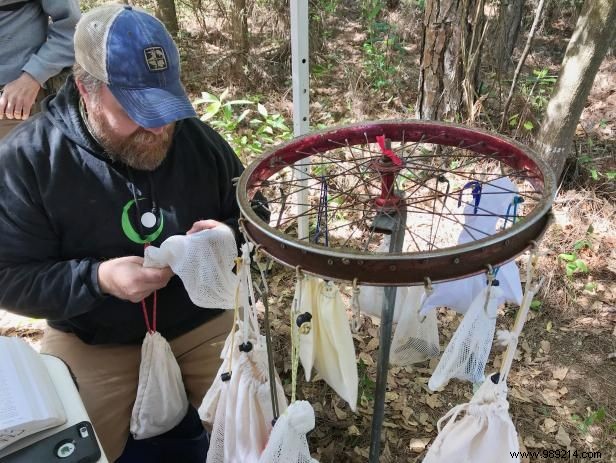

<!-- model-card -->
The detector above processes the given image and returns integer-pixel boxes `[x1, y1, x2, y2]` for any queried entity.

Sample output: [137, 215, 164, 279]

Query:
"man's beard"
[86, 104, 174, 171]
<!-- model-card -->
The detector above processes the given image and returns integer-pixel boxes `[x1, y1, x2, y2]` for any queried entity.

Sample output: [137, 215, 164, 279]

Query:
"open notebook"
[0, 336, 67, 450]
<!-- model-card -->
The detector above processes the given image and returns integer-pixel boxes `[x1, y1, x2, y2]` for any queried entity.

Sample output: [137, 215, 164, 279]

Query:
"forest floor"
[1, 1, 615, 462]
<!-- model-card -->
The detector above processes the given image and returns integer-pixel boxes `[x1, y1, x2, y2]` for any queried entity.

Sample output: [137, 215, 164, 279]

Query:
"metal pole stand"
[368, 204, 407, 462]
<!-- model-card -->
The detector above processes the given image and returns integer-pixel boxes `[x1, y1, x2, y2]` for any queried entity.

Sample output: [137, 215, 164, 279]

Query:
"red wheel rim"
[237, 120, 555, 285]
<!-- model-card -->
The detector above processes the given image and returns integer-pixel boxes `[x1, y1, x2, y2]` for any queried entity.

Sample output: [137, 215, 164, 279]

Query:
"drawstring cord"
[141, 243, 158, 334]
[290, 267, 303, 404]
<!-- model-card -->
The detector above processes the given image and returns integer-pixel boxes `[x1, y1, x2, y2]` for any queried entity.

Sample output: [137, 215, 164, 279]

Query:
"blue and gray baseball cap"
[74, 4, 196, 128]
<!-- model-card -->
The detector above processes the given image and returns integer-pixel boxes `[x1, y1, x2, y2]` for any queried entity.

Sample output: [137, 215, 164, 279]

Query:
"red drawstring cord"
[141, 292, 157, 334]
[141, 243, 157, 334]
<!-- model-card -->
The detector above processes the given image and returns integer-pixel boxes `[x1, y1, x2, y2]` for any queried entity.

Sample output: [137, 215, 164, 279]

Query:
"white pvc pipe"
[290, 0, 310, 240]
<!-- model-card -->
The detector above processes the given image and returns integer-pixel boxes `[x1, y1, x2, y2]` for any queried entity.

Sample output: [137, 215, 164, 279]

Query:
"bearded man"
[0, 4, 241, 462]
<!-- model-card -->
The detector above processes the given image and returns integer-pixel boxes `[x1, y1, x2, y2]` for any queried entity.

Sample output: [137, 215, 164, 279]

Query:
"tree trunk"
[416, 0, 486, 120]
[231, 0, 250, 79]
[488, 0, 524, 73]
[534, 0, 616, 178]
[155, 0, 179, 37]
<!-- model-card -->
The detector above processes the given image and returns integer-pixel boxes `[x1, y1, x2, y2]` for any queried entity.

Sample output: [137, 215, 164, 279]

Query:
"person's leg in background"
[40, 328, 140, 462]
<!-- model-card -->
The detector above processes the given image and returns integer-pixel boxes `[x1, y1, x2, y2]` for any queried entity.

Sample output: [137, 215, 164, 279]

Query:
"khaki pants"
[40, 311, 234, 462]
[0, 116, 24, 140]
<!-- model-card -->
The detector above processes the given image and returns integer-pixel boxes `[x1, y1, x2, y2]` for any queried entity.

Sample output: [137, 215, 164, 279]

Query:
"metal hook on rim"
[351, 277, 361, 332]
[483, 264, 498, 318]
[418, 277, 433, 323]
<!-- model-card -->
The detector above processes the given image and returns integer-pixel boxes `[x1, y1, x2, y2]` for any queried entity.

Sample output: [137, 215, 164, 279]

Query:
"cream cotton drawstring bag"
[422, 375, 520, 463]
[202, 243, 287, 463]
[130, 295, 189, 440]
[311, 279, 358, 411]
[197, 319, 241, 425]
[143, 225, 238, 309]
[296, 274, 320, 381]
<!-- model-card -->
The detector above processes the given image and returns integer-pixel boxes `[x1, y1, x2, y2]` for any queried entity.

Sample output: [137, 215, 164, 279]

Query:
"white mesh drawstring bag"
[130, 322, 188, 439]
[423, 375, 520, 463]
[312, 280, 358, 411]
[203, 244, 288, 463]
[390, 286, 440, 366]
[297, 274, 320, 381]
[198, 321, 240, 424]
[143, 225, 238, 309]
[428, 283, 505, 391]
[358, 235, 403, 323]
[258, 401, 319, 463]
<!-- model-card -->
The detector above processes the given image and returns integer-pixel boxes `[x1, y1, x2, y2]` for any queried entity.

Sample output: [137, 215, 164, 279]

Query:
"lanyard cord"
[127, 169, 158, 239]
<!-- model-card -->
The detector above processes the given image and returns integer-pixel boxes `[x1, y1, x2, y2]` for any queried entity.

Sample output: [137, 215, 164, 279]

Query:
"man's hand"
[187, 219, 224, 235]
[98, 256, 174, 303]
[0, 73, 41, 121]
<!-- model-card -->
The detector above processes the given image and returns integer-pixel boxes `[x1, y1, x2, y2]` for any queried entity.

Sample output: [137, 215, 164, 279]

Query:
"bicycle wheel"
[237, 120, 555, 285]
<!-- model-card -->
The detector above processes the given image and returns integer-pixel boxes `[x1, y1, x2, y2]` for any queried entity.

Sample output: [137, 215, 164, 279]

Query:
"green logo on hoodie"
[121, 199, 164, 244]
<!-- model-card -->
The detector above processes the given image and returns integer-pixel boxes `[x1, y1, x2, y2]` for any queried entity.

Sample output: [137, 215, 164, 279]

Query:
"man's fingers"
[0, 93, 6, 119]
[4, 101, 14, 119]
[140, 266, 174, 285]
[20, 103, 31, 120]
[187, 219, 222, 235]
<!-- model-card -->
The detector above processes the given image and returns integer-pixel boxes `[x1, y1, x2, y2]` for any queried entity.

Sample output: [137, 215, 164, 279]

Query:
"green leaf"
[573, 239, 590, 251]
[201, 101, 221, 121]
[225, 99, 253, 106]
[193, 91, 219, 105]
[558, 253, 576, 262]
[257, 103, 268, 117]
[565, 262, 577, 276]
[584, 281, 597, 292]
[591, 169, 598, 180]
[237, 109, 251, 123]
[606, 172, 616, 180]
[523, 120, 534, 131]
[574, 259, 588, 273]
[578, 155, 592, 164]
[530, 299, 542, 310]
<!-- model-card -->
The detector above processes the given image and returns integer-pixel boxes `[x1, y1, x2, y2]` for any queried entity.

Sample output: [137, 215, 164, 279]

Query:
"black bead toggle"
[239, 341, 253, 353]
[296, 312, 312, 327]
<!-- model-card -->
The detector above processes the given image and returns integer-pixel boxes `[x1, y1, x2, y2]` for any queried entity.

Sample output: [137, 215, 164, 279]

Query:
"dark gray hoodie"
[0, 77, 243, 344]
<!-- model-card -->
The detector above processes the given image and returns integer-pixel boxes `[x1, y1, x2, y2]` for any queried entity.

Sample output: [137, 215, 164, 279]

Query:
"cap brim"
[109, 80, 196, 129]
